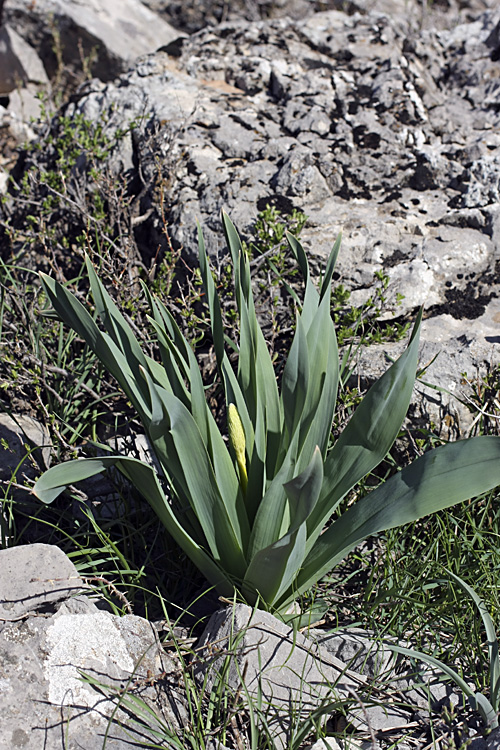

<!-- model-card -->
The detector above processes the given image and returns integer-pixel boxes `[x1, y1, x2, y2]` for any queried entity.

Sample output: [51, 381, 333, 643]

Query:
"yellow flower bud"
[228, 403, 248, 494]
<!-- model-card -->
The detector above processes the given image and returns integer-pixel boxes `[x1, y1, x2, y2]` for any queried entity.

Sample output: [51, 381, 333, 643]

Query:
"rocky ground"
[2, 0, 500, 434]
[0, 542, 496, 750]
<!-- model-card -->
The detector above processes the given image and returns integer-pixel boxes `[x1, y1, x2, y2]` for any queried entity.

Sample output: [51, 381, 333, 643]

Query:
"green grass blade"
[387, 644, 498, 728]
[387, 644, 480, 702]
[445, 570, 500, 712]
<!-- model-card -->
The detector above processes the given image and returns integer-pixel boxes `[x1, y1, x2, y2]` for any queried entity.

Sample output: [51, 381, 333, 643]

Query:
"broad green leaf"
[142, 370, 249, 573]
[134, 367, 204, 540]
[319, 233, 342, 302]
[145, 289, 233, 460]
[245, 404, 267, 523]
[34, 457, 234, 597]
[243, 448, 323, 605]
[230, 226, 281, 478]
[35, 457, 116, 504]
[285, 232, 318, 332]
[278, 435, 500, 610]
[296, 291, 338, 460]
[85, 256, 148, 375]
[285, 231, 309, 284]
[306, 308, 423, 549]
[222, 211, 250, 309]
[147, 317, 191, 406]
[281, 314, 309, 442]
[237, 297, 282, 476]
[143, 285, 192, 368]
[197, 221, 226, 370]
[39, 272, 151, 421]
[197, 221, 256, 458]
[247, 430, 302, 559]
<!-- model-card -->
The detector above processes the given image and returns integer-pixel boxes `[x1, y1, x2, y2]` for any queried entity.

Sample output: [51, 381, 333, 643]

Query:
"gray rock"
[195, 604, 454, 748]
[4, 0, 182, 81]
[0, 544, 186, 749]
[6, 81, 46, 122]
[0, 543, 87, 619]
[0, 412, 51, 483]
[354, 304, 500, 437]
[0, 24, 48, 94]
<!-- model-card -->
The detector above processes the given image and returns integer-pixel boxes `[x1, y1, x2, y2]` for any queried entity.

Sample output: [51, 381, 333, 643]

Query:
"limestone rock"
[4, 1, 500, 433]
[0, 24, 48, 94]
[195, 603, 363, 747]
[4, 0, 182, 80]
[0, 544, 186, 749]
[353, 306, 500, 437]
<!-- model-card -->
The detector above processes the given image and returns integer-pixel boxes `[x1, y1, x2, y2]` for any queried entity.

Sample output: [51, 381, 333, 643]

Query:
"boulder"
[0, 23, 48, 94]
[0, 543, 186, 749]
[195, 604, 458, 748]
[3, 0, 182, 81]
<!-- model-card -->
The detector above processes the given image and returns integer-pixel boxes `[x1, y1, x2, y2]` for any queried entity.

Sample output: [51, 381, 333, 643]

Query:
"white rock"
[6, 0, 182, 78]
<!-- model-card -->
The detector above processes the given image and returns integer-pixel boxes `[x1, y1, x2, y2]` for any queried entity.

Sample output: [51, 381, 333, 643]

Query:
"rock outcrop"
[3, 0, 499, 433]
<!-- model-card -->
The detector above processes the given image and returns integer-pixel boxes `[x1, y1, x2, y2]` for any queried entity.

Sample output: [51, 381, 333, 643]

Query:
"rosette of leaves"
[34, 214, 500, 613]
